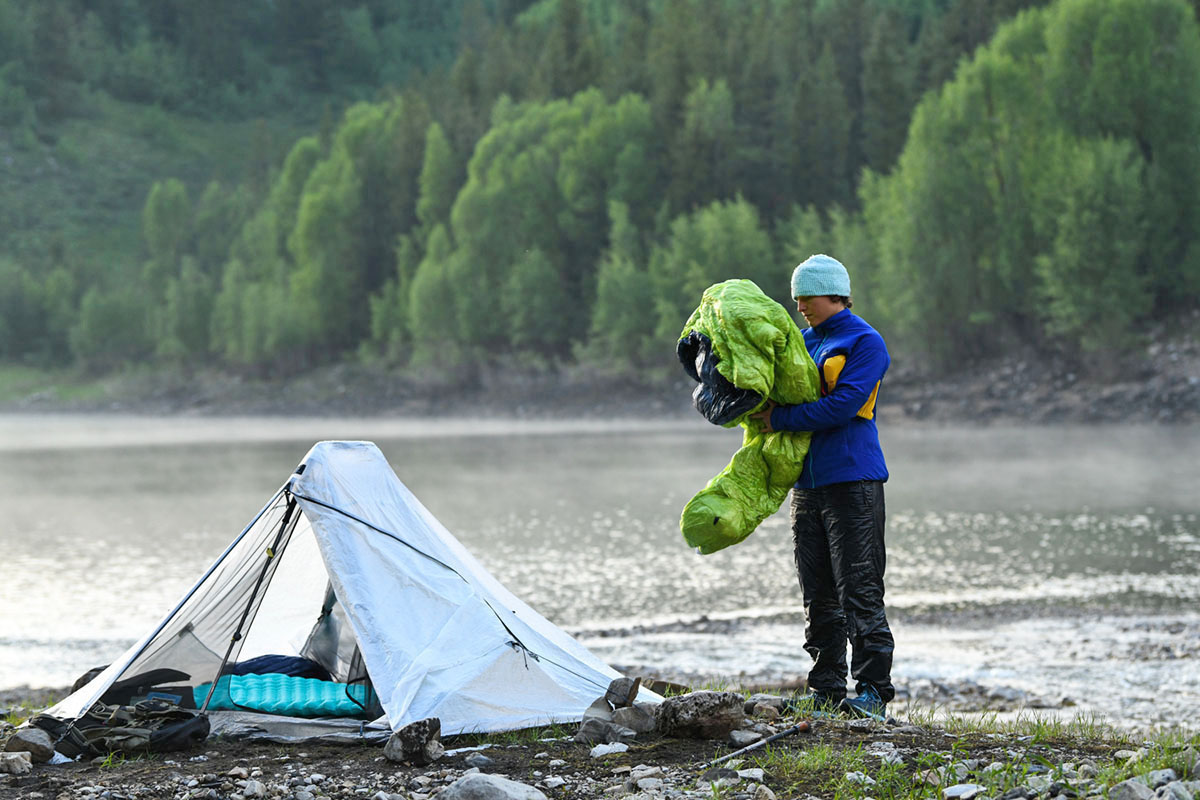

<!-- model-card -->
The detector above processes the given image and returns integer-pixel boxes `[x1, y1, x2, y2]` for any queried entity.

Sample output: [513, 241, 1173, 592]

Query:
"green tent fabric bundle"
[678, 279, 820, 554]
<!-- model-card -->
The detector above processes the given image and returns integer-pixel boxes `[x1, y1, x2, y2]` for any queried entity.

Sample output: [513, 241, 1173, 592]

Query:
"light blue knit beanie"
[791, 254, 851, 298]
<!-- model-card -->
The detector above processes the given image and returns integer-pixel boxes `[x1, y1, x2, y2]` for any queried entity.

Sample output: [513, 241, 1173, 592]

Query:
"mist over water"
[1, 415, 1197, 731]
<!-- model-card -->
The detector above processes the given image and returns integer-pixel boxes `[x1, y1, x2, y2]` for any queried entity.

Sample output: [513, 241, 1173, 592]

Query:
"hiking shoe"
[841, 686, 887, 721]
[781, 691, 845, 715]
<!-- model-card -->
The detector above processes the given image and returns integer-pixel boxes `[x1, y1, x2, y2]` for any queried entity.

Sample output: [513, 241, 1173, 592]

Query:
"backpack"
[31, 698, 209, 758]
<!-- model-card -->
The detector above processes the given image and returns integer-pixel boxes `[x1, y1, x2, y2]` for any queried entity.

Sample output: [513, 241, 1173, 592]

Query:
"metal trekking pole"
[703, 719, 811, 769]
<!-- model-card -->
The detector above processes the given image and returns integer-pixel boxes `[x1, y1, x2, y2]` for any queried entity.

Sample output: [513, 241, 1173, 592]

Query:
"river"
[2, 414, 1197, 731]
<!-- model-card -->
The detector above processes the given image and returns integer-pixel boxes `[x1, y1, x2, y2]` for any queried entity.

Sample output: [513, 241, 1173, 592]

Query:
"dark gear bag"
[31, 698, 209, 758]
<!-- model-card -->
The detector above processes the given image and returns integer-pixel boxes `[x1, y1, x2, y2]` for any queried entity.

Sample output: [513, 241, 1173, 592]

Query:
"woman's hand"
[748, 400, 777, 432]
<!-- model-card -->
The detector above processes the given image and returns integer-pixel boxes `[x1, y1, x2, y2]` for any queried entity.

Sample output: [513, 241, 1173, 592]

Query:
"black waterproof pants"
[791, 480, 895, 702]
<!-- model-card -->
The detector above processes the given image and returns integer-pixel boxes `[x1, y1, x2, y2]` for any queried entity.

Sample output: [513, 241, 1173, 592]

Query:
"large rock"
[5, 727, 55, 763]
[383, 717, 444, 765]
[656, 691, 745, 739]
[611, 704, 656, 735]
[439, 773, 547, 800]
[0, 752, 32, 775]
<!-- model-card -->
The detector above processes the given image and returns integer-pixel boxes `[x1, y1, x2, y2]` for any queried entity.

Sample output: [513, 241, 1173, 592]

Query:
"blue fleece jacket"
[769, 309, 889, 487]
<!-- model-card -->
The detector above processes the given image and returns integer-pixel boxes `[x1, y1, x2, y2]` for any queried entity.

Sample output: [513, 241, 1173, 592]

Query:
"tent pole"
[199, 494, 299, 714]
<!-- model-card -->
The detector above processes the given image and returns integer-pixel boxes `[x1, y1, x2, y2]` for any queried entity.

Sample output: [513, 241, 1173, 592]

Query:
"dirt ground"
[0, 711, 1124, 800]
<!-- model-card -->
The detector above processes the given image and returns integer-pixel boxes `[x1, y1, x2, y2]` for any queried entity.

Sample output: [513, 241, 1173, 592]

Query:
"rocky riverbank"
[5, 318, 1199, 424]
[2, 683, 1199, 800]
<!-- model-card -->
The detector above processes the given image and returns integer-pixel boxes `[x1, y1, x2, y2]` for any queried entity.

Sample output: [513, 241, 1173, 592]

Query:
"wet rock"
[605, 677, 642, 709]
[384, 717, 444, 766]
[655, 691, 745, 739]
[439, 772, 547, 800]
[942, 784, 986, 800]
[0, 751, 32, 775]
[1109, 778, 1155, 800]
[4, 727, 55, 763]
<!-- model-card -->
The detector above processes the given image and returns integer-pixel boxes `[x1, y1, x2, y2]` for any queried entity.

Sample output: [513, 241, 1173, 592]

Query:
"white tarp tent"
[45, 441, 656, 739]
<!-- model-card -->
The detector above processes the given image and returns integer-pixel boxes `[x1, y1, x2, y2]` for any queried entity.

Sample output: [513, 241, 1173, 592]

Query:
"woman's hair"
[831, 295, 853, 309]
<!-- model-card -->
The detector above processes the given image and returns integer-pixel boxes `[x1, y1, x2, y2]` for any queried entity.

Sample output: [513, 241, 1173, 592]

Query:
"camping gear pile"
[31, 441, 659, 757]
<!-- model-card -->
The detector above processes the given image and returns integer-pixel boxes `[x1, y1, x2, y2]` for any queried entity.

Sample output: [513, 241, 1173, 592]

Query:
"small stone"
[753, 785, 778, 800]
[439, 773, 547, 800]
[590, 743, 629, 758]
[0, 752, 32, 775]
[1115, 750, 1142, 762]
[1109, 778, 1155, 800]
[543, 776, 566, 789]
[1148, 770, 1179, 789]
[241, 779, 266, 798]
[464, 753, 495, 770]
[699, 767, 739, 787]
[846, 771, 877, 786]
[738, 768, 766, 782]
[942, 784, 987, 800]
[636, 777, 664, 790]
[729, 730, 763, 748]
[629, 766, 662, 781]
[752, 703, 780, 721]
[605, 677, 642, 709]
[585, 697, 615, 723]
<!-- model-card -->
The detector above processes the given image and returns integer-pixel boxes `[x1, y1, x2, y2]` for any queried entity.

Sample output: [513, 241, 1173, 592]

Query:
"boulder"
[384, 717, 444, 766]
[656, 691, 745, 739]
[5, 727, 56, 763]
[439, 773, 547, 800]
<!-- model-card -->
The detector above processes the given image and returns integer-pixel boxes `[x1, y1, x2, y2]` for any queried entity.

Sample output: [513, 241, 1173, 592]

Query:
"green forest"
[2, 0, 1198, 384]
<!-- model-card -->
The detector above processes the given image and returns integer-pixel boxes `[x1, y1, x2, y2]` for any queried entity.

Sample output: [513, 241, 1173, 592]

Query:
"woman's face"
[795, 295, 844, 328]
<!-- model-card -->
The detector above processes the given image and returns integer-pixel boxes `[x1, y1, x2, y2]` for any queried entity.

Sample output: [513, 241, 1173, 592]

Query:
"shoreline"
[4, 334, 1199, 425]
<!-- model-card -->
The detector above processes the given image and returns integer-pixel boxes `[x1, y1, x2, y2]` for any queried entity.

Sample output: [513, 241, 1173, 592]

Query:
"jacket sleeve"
[769, 333, 889, 432]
